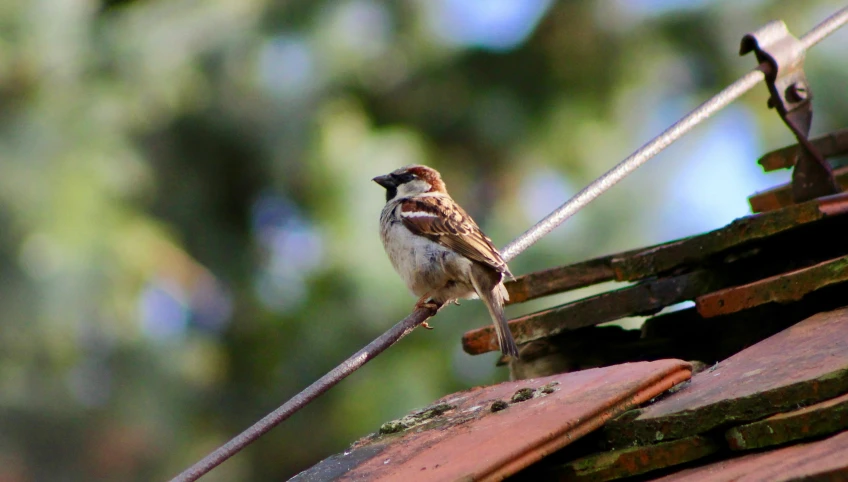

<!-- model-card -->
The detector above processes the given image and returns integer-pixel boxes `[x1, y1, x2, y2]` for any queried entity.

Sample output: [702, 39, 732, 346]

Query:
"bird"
[372, 165, 520, 358]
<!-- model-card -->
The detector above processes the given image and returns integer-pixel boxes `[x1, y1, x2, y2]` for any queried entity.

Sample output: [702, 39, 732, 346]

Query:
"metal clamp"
[741, 21, 840, 202]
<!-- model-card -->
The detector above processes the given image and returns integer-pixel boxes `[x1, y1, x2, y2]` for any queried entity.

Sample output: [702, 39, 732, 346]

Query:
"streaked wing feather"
[400, 197, 509, 273]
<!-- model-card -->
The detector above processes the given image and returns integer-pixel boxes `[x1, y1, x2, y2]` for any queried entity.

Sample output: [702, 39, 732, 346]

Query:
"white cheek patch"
[396, 179, 431, 198]
[401, 211, 438, 219]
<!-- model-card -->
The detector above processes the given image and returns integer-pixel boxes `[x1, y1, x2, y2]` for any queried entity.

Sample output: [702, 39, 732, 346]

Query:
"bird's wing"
[399, 196, 510, 275]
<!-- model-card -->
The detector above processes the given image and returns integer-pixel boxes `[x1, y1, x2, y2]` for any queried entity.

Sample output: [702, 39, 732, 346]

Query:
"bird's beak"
[372, 174, 395, 189]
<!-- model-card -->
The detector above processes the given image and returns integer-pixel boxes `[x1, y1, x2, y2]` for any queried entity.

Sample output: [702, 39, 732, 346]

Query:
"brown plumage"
[399, 197, 512, 276]
[373, 165, 519, 358]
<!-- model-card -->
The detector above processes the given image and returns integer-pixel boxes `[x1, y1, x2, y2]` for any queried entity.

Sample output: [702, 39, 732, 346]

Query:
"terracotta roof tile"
[749, 165, 848, 213]
[611, 192, 848, 282]
[756, 128, 848, 172]
[725, 390, 848, 451]
[292, 360, 691, 482]
[543, 435, 719, 482]
[696, 254, 848, 317]
[604, 306, 848, 446]
[651, 430, 848, 482]
[464, 270, 724, 355]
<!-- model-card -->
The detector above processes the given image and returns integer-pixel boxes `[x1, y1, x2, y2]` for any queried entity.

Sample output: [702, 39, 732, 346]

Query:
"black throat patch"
[384, 186, 397, 202]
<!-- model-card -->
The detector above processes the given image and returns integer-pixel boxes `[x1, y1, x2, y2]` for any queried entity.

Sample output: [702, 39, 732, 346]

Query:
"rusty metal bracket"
[741, 21, 841, 203]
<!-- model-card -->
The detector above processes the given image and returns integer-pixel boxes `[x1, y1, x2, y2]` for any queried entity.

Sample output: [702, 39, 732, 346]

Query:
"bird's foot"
[414, 296, 443, 319]
[415, 296, 440, 310]
[420, 321, 435, 330]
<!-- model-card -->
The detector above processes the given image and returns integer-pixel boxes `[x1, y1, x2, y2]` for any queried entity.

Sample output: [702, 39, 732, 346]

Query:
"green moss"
[511, 388, 536, 403]
[540, 381, 560, 394]
[377, 402, 457, 435]
[379, 420, 408, 434]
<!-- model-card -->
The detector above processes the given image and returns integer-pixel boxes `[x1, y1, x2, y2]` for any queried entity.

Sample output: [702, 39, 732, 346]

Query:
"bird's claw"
[421, 321, 435, 330]
[415, 297, 441, 312]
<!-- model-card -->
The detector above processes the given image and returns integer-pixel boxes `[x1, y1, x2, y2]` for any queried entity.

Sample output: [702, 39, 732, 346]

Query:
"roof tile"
[696, 254, 848, 317]
[725, 391, 848, 451]
[292, 360, 691, 482]
[604, 306, 848, 446]
[543, 435, 719, 482]
[651, 430, 848, 481]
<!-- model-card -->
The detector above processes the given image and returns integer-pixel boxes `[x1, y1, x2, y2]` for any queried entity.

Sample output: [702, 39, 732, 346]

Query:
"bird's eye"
[393, 172, 416, 183]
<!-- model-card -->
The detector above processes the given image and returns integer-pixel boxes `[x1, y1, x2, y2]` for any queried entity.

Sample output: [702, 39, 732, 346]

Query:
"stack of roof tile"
[295, 135, 848, 480]
[535, 306, 848, 480]
[463, 192, 848, 377]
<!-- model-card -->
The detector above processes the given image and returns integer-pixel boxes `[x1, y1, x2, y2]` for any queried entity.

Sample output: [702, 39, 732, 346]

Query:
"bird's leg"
[414, 294, 442, 329]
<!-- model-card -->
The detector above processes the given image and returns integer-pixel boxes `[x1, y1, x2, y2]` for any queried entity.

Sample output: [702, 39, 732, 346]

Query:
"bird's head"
[372, 165, 447, 202]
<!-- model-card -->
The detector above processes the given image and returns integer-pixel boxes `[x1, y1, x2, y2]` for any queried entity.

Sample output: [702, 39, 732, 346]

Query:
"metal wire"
[502, 5, 848, 263]
[170, 304, 440, 482]
[170, 7, 848, 481]
[800, 6, 848, 49]
[501, 69, 764, 261]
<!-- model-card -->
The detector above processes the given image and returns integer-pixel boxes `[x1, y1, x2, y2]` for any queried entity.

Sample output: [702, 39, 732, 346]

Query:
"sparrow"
[373, 165, 520, 358]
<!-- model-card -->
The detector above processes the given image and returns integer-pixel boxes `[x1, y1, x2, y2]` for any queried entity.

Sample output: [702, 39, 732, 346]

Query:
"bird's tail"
[473, 277, 520, 359]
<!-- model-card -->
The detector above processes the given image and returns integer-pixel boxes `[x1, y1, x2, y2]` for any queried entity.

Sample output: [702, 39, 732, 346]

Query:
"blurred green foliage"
[0, 1, 846, 480]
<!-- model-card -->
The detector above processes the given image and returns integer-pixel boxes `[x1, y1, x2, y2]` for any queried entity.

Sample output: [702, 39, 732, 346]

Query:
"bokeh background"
[1, 0, 846, 480]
